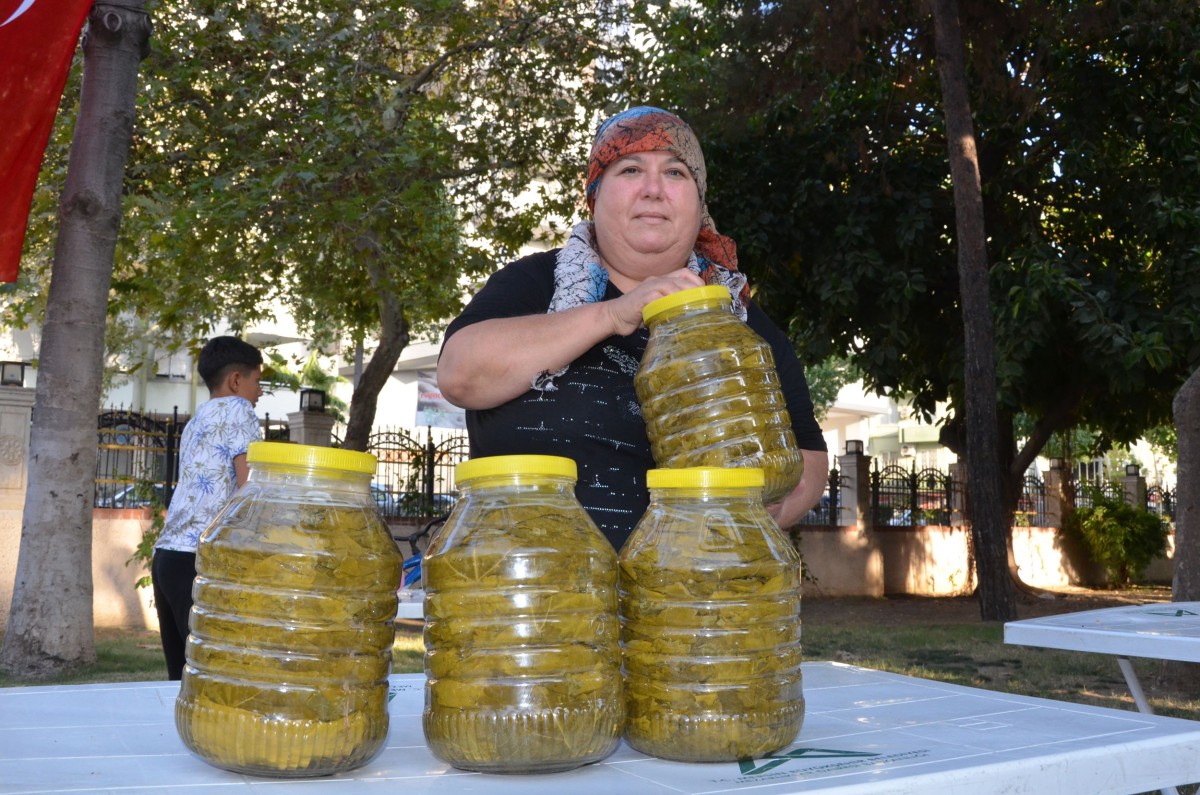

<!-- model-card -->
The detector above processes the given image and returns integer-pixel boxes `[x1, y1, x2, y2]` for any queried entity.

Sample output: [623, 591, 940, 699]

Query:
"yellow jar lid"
[247, 441, 378, 475]
[646, 466, 765, 489]
[456, 454, 577, 483]
[641, 284, 732, 324]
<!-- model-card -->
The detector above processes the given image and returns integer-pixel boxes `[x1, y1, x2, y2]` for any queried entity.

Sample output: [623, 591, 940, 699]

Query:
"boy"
[151, 336, 263, 680]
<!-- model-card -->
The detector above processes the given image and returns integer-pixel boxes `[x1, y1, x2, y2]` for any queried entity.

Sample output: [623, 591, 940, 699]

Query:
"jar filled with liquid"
[619, 466, 804, 762]
[635, 284, 803, 503]
[422, 454, 624, 773]
[175, 442, 403, 777]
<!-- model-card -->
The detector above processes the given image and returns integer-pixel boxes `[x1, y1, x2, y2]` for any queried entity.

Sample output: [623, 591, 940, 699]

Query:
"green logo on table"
[738, 747, 880, 775]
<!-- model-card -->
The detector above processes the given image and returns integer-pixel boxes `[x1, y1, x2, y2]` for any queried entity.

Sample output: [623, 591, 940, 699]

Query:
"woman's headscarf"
[536, 106, 750, 392]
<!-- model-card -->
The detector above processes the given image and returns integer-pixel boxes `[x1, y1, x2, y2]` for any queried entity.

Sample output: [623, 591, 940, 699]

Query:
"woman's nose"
[640, 172, 664, 197]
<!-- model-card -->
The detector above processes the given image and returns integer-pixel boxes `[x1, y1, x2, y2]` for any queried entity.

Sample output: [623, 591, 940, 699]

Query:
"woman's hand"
[604, 268, 705, 336]
[439, 268, 704, 411]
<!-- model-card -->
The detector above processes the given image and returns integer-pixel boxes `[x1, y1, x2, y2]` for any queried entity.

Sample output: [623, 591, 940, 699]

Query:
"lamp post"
[845, 439, 864, 455]
[0, 361, 26, 387]
[299, 388, 327, 413]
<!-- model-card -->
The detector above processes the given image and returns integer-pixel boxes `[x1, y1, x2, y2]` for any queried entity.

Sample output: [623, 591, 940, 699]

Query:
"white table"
[1005, 602, 1200, 795]
[3, 662, 1200, 794]
[1004, 602, 1200, 714]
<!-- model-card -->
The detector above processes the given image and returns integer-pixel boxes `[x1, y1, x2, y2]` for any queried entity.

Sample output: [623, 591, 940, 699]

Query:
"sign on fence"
[415, 370, 466, 430]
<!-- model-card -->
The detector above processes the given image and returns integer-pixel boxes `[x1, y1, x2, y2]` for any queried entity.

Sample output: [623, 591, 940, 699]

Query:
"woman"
[438, 106, 827, 549]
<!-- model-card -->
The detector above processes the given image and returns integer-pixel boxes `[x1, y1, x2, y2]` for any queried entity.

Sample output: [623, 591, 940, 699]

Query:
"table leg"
[1116, 657, 1181, 795]
[1117, 656, 1154, 714]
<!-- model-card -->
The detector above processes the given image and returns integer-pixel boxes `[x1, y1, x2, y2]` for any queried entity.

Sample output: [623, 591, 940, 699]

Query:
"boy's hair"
[197, 336, 263, 392]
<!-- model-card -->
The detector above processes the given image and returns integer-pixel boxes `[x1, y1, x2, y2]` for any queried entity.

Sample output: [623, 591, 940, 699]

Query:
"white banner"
[415, 370, 466, 430]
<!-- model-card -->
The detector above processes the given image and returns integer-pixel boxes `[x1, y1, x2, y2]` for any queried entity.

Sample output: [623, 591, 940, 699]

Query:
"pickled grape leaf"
[180, 483, 401, 775]
[422, 489, 624, 772]
[617, 491, 804, 761]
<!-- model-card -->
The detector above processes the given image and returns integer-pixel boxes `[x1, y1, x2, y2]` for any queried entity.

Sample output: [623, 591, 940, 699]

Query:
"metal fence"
[95, 408, 185, 508]
[868, 463, 954, 527]
[93, 411, 1175, 528]
[348, 428, 468, 521]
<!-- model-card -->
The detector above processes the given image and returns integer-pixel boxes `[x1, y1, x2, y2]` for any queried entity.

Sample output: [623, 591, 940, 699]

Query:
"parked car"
[98, 482, 165, 509]
[371, 484, 455, 518]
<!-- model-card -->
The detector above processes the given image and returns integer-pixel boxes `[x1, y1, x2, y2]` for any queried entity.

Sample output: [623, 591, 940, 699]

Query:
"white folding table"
[1005, 601, 1200, 795]
[1004, 601, 1200, 713]
[4, 661, 1200, 794]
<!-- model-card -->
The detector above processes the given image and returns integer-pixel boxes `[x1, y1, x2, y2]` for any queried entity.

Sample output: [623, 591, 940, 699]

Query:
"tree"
[13, 0, 625, 450]
[930, 0, 1014, 620]
[1175, 367, 1200, 603]
[619, 0, 1200, 613]
[0, 1, 151, 677]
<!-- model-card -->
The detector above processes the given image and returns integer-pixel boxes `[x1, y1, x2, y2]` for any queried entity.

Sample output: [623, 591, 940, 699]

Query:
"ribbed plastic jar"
[422, 454, 624, 773]
[618, 467, 804, 762]
[175, 442, 403, 778]
[634, 284, 803, 504]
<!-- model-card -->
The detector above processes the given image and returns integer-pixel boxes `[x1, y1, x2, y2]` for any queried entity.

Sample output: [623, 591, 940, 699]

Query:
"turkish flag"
[0, 0, 93, 283]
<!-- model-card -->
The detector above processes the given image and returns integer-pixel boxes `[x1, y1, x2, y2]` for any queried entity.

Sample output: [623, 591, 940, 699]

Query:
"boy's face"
[229, 366, 264, 407]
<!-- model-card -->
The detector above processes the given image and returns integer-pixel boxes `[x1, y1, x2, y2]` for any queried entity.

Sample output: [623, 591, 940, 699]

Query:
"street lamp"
[299, 388, 327, 413]
[0, 361, 26, 387]
[1125, 463, 1141, 477]
[845, 439, 864, 455]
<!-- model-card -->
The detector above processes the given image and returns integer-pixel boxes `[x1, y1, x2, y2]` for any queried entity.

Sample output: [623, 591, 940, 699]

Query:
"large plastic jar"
[422, 454, 624, 773]
[634, 284, 803, 504]
[175, 442, 403, 777]
[618, 467, 804, 762]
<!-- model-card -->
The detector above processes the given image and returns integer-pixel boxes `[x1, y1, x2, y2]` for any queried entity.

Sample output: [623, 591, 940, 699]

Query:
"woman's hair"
[585, 106, 708, 212]
[586, 105, 739, 275]
[197, 336, 262, 392]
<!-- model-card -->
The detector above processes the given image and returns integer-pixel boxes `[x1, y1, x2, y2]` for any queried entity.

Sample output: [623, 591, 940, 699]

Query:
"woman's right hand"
[605, 268, 705, 336]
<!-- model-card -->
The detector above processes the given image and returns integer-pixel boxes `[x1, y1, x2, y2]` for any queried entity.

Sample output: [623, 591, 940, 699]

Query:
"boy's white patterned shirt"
[154, 396, 261, 553]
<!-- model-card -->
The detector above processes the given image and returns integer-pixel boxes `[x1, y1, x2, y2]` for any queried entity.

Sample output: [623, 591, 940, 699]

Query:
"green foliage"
[124, 479, 167, 590]
[1062, 488, 1169, 586]
[623, 0, 1200, 469]
[14, 0, 624, 379]
[1144, 424, 1179, 464]
[802, 355, 860, 422]
[262, 351, 348, 423]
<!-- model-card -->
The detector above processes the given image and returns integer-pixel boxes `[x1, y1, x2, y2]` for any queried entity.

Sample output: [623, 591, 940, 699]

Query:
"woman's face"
[592, 150, 703, 284]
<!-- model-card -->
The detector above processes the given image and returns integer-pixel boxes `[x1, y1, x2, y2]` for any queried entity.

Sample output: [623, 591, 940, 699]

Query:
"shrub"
[1062, 488, 1169, 586]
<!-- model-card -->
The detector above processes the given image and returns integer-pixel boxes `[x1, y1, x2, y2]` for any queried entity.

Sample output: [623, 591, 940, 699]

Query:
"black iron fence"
[94, 408, 472, 522]
[95, 408, 185, 508]
[93, 409, 1176, 528]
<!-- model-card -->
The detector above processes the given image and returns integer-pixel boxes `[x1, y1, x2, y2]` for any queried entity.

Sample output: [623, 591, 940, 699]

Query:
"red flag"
[0, 0, 93, 283]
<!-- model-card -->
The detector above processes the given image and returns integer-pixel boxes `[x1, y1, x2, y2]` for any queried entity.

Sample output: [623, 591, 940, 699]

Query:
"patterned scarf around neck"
[532, 220, 749, 392]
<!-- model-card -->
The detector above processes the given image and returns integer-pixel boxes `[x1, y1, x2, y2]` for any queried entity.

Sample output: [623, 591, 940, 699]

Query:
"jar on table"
[619, 466, 804, 762]
[422, 454, 624, 773]
[175, 442, 403, 778]
[634, 283, 804, 504]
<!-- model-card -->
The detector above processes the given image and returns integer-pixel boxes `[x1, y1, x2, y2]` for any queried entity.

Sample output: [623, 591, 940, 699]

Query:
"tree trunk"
[0, 1, 150, 678]
[930, 0, 1016, 621]
[1173, 367, 1200, 601]
[341, 263, 410, 452]
[1157, 367, 1200, 690]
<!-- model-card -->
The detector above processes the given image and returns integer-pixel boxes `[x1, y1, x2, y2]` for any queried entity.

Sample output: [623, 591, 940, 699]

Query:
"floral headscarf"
[536, 107, 749, 391]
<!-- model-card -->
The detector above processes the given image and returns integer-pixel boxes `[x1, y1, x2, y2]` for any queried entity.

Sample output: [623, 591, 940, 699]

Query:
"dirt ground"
[802, 583, 1176, 625]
